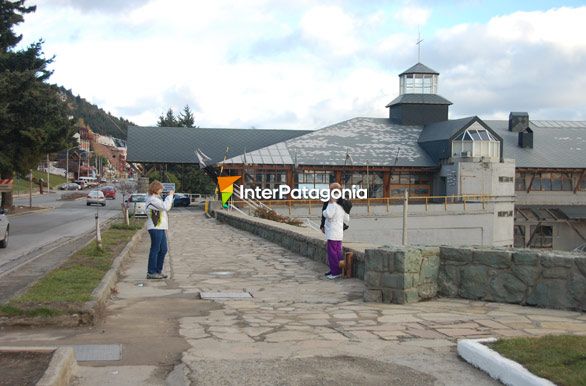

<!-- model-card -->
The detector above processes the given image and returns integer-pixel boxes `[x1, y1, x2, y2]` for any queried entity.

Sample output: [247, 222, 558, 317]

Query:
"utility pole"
[29, 169, 32, 208]
[46, 153, 50, 193]
[95, 206, 102, 251]
[402, 189, 409, 245]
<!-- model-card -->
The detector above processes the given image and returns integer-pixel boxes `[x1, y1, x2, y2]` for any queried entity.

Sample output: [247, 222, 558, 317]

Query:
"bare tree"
[118, 180, 137, 225]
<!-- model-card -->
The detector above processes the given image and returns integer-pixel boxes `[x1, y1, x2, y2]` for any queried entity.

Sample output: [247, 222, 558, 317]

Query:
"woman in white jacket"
[145, 180, 174, 279]
[323, 183, 346, 279]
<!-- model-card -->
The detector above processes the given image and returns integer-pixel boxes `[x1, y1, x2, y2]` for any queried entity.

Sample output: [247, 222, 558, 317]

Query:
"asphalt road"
[0, 191, 123, 274]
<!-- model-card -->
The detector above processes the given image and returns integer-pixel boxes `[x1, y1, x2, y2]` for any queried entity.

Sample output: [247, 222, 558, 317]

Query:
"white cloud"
[393, 5, 431, 28]
[14, 2, 586, 130]
[299, 5, 360, 56]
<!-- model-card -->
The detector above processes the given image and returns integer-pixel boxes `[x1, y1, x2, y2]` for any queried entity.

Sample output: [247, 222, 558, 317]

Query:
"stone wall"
[439, 247, 586, 311]
[215, 210, 586, 311]
[363, 247, 440, 304]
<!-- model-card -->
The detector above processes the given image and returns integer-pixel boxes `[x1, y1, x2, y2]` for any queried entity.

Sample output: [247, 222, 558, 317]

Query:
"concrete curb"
[81, 221, 147, 322]
[457, 338, 555, 386]
[0, 346, 77, 386]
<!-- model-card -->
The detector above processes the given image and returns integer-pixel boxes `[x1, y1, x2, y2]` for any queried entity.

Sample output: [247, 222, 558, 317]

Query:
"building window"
[389, 172, 432, 197]
[402, 73, 438, 94]
[516, 171, 580, 192]
[297, 170, 334, 190]
[452, 127, 500, 159]
[529, 225, 553, 249]
[244, 169, 287, 190]
[514, 225, 525, 248]
[515, 172, 526, 191]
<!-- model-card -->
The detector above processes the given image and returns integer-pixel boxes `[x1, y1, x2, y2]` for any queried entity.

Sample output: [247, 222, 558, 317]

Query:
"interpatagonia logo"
[217, 176, 241, 208]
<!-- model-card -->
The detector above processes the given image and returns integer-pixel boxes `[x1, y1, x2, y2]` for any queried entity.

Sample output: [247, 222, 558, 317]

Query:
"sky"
[16, 0, 586, 131]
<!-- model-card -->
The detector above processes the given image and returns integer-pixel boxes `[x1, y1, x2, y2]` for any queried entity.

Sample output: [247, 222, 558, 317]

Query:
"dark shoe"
[158, 272, 168, 279]
[324, 271, 332, 276]
[146, 273, 163, 279]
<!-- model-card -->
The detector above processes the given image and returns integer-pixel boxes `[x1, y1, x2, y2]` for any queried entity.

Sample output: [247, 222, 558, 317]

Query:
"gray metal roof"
[485, 120, 586, 168]
[418, 117, 477, 142]
[126, 126, 311, 164]
[385, 93, 452, 107]
[399, 63, 439, 76]
[222, 117, 436, 167]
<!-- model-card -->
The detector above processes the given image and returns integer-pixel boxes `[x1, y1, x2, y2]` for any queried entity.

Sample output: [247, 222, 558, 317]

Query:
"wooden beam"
[526, 221, 542, 248]
[515, 208, 529, 221]
[574, 170, 585, 193]
[526, 173, 536, 194]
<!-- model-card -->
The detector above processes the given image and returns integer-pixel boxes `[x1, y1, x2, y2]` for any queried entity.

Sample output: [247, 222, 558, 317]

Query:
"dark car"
[99, 185, 117, 199]
[162, 192, 190, 207]
[173, 193, 191, 207]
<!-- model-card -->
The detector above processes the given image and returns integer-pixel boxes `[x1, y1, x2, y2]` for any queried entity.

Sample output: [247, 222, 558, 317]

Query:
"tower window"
[401, 73, 437, 94]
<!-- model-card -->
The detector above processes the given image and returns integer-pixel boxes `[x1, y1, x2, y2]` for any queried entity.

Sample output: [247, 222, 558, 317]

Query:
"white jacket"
[146, 194, 174, 230]
[323, 202, 345, 241]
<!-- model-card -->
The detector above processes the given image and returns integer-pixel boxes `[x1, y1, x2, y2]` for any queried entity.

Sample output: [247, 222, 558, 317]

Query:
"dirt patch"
[0, 351, 53, 386]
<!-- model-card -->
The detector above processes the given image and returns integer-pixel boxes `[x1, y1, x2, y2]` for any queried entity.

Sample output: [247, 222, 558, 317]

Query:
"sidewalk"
[2, 211, 585, 385]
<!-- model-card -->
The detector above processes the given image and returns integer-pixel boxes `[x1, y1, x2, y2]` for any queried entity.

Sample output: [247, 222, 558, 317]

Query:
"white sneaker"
[326, 274, 341, 280]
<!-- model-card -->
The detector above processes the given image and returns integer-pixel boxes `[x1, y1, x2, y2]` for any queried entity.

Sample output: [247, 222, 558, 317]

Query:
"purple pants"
[326, 240, 343, 275]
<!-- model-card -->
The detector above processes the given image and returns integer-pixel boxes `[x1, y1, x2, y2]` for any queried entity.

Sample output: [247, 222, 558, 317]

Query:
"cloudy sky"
[16, 0, 586, 130]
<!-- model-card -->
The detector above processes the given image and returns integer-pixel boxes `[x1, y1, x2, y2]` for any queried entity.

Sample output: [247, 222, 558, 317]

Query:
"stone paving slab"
[159, 212, 586, 384]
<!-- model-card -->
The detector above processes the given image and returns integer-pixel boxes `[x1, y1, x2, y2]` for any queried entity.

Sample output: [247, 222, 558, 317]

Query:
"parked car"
[173, 193, 191, 207]
[0, 208, 9, 248]
[99, 185, 117, 199]
[58, 182, 81, 190]
[86, 190, 106, 206]
[127, 193, 147, 217]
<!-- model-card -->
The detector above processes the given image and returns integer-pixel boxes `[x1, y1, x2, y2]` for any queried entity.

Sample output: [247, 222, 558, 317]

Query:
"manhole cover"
[200, 292, 252, 299]
[71, 344, 122, 361]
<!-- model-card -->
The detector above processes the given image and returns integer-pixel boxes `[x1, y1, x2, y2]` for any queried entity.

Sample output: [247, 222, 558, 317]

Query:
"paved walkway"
[2, 211, 586, 385]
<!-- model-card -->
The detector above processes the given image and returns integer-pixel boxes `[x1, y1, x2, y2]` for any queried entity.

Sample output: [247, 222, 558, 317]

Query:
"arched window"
[452, 125, 500, 159]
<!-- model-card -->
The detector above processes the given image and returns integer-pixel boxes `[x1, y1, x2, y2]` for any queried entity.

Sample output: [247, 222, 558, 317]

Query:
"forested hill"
[58, 86, 135, 139]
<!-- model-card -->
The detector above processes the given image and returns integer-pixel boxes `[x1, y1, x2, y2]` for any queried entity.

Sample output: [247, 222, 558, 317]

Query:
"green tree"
[178, 105, 195, 128]
[150, 105, 212, 193]
[157, 108, 177, 127]
[0, 1, 75, 209]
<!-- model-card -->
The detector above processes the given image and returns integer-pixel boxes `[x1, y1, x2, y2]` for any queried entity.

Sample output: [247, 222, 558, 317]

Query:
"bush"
[253, 207, 303, 227]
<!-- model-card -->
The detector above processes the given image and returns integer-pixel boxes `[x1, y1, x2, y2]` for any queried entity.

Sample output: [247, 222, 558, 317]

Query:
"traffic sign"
[162, 183, 176, 192]
[0, 178, 13, 193]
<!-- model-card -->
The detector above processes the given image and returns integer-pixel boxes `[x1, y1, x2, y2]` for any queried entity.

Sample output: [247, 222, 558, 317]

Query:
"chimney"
[518, 128, 533, 149]
[509, 112, 529, 132]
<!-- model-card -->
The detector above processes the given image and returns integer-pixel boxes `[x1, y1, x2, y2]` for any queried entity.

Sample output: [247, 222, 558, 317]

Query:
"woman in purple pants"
[322, 183, 346, 279]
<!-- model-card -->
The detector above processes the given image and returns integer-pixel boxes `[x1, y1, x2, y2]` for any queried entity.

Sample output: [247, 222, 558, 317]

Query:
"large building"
[127, 62, 586, 251]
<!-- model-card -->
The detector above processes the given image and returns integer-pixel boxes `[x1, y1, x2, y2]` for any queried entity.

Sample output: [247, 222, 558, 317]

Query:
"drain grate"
[200, 292, 252, 300]
[71, 344, 122, 361]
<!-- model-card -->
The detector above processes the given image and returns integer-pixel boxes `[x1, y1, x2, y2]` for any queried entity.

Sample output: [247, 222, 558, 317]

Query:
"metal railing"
[228, 194, 513, 216]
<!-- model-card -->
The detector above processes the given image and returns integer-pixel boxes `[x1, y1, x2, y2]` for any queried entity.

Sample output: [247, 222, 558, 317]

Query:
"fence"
[229, 194, 514, 216]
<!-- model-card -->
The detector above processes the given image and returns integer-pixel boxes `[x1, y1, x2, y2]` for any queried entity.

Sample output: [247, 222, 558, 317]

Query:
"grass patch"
[110, 219, 145, 231]
[13, 170, 68, 193]
[489, 335, 586, 386]
[0, 223, 142, 319]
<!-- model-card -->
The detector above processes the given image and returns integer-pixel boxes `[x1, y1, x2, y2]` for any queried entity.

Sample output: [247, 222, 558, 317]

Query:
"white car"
[86, 190, 106, 206]
[0, 208, 8, 248]
[127, 193, 147, 217]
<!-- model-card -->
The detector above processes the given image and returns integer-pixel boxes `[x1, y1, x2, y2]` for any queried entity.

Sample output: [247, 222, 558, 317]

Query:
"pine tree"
[178, 105, 195, 128]
[157, 108, 177, 127]
[0, 1, 75, 209]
